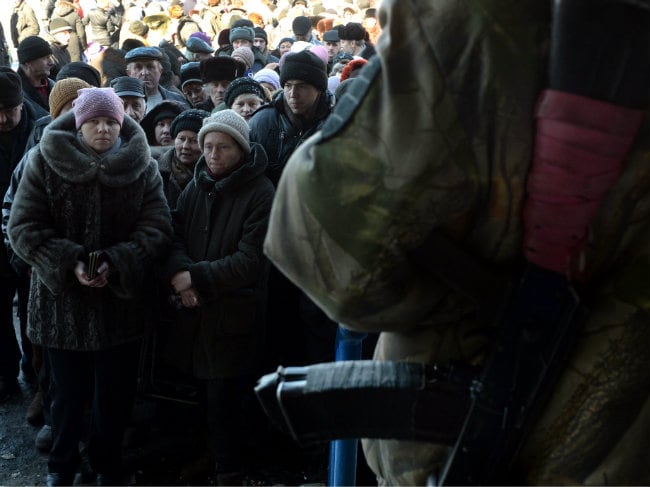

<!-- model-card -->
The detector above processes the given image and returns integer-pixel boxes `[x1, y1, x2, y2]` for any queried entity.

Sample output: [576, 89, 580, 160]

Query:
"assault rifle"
[255, 232, 587, 484]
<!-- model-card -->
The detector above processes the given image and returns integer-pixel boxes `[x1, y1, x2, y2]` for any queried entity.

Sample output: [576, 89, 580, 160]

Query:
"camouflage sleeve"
[264, 1, 482, 333]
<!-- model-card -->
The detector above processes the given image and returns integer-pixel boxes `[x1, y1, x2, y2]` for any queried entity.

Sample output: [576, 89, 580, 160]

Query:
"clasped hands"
[171, 270, 200, 308]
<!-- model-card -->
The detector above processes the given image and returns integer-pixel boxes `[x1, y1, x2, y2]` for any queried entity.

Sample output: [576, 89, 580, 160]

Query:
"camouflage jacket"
[264, 0, 650, 484]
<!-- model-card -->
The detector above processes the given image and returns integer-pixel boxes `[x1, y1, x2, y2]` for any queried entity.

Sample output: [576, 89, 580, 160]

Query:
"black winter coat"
[248, 90, 332, 186]
[164, 143, 274, 379]
[8, 112, 173, 351]
[156, 146, 195, 210]
[17, 68, 54, 112]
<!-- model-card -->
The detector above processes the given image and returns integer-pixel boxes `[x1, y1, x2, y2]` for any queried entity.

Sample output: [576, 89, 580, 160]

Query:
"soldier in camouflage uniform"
[264, 0, 650, 484]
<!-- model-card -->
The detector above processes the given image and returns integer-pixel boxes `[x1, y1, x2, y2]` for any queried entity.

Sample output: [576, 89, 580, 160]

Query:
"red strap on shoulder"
[523, 90, 644, 280]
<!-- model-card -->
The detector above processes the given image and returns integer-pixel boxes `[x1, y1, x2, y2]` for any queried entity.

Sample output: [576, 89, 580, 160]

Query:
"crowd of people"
[0, 0, 381, 485]
[4, 1, 648, 487]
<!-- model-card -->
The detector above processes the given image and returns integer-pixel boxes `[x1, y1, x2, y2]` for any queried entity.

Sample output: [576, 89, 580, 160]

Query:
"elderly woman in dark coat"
[8, 87, 172, 486]
[164, 109, 274, 483]
[156, 108, 210, 210]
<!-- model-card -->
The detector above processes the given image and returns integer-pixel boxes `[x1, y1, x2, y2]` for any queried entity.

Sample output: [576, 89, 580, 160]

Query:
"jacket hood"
[39, 111, 152, 186]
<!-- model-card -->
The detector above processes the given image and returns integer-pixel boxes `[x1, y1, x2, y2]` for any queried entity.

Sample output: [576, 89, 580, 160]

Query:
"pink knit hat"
[73, 87, 125, 129]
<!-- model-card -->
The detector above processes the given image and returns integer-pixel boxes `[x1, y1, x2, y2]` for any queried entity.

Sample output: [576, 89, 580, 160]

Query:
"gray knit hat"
[198, 109, 250, 154]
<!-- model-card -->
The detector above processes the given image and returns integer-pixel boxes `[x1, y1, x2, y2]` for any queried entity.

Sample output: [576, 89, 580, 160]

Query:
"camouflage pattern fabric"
[264, 0, 650, 484]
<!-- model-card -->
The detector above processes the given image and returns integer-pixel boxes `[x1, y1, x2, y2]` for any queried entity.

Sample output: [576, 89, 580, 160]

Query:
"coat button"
[100, 164, 106, 170]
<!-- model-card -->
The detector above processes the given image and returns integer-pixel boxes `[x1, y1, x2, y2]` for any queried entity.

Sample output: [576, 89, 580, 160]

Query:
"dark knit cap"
[49, 18, 73, 35]
[292, 16, 311, 36]
[200, 56, 245, 83]
[253, 27, 267, 42]
[99, 47, 127, 84]
[170, 108, 210, 138]
[0, 67, 23, 109]
[180, 61, 202, 88]
[140, 100, 185, 144]
[277, 37, 294, 48]
[18, 36, 53, 64]
[223, 76, 266, 108]
[340, 22, 366, 41]
[229, 26, 255, 43]
[280, 50, 327, 92]
[56, 62, 100, 86]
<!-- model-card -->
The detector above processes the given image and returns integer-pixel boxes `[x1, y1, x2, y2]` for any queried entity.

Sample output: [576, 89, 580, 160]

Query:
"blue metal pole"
[328, 326, 367, 486]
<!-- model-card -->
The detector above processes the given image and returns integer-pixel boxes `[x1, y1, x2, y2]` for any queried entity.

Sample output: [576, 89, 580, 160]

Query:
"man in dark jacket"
[249, 49, 332, 186]
[253, 27, 279, 71]
[16, 36, 55, 112]
[249, 50, 335, 374]
[0, 67, 48, 400]
[124, 46, 189, 113]
[339, 22, 376, 60]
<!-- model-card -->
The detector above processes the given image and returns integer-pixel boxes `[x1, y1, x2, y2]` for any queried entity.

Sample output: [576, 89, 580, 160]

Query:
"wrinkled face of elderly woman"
[80, 116, 120, 153]
[174, 130, 202, 167]
[202, 131, 244, 176]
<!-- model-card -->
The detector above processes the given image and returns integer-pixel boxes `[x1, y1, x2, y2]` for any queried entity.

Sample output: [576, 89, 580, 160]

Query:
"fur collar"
[39, 112, 152, 187]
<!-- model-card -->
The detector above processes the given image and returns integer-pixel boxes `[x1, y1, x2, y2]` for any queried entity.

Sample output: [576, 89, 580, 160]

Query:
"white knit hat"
[198, 109, 250, 154]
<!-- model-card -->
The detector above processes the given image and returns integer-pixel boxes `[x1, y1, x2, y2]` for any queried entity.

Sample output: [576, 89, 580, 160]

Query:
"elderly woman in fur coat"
[8, 87, 173, 487]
